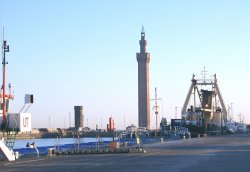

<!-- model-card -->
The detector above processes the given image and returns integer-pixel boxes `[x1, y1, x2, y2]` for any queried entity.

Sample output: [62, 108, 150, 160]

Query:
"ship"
[181, 68, 228, 135]
[0, 37, 33, 161]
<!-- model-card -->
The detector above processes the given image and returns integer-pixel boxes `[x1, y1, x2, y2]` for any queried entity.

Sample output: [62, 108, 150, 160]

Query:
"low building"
[126, 124, 137, 133]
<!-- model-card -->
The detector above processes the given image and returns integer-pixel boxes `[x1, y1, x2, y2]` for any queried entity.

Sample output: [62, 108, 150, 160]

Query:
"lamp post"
[216, 107, 222, 134]
[221, 110, 222, 134]
[175, 107, 178, 119]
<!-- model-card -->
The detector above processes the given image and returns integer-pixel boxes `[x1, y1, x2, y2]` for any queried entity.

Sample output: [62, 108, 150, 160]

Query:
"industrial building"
[107, 116, 114, 132]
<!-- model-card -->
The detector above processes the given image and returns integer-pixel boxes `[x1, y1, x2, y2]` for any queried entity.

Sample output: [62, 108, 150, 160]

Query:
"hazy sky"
[1, 0, 249, 129]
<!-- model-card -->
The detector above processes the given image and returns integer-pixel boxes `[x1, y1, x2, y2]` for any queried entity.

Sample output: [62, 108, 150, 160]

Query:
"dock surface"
[1, 133, 250, 172]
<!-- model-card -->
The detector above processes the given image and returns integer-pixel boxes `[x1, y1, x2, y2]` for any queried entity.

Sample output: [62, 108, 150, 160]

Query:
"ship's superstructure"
[182, 68, 227, 132]
[0, 35, 33, 161]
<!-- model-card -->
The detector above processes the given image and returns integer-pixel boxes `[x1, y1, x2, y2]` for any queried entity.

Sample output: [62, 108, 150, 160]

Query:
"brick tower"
[136, 27, 150, 129]
[74, 106, 83, 130]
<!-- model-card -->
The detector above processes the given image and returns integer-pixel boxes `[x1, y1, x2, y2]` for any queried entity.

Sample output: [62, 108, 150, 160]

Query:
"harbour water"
[12, 137, 116, 156]
[12, 136, 159, 157]
[13, 137, 114, 149]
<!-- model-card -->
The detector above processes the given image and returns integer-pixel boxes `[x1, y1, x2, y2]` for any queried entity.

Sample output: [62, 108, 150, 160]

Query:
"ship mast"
[153, 87, 159, 137]
[1, 29, 9, 130]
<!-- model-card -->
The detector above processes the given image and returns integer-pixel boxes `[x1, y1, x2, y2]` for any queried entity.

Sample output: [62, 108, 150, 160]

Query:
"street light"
[216, 107, 222, 134]
[175, 107, 178, 119]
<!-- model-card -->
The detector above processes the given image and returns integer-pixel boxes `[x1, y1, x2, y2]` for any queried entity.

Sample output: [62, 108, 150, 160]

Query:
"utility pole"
[101, 117, 102, 130]
[49, 116, 51, 128]
[64, 116, 66, 129]
[69, 112, 71, 128]
[124, 115, 125, 131]
[231, 103, 233, 120]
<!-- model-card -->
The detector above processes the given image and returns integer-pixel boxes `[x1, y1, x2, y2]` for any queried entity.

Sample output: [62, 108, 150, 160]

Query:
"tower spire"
[140, 26, 147, 53]
[141, 25, 145, 34]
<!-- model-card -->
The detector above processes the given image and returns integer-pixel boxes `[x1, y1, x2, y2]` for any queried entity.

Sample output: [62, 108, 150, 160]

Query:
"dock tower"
[74, 106, 83, 130]
[182, 68, 227, 132]
[136, 27, 150, 129]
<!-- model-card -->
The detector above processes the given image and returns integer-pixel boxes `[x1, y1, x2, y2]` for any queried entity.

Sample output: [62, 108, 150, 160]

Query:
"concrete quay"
[1, 133, 250, 172]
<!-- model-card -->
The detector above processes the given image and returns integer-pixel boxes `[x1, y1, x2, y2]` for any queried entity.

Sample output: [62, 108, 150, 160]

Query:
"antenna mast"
[201, 66, 208, 84]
